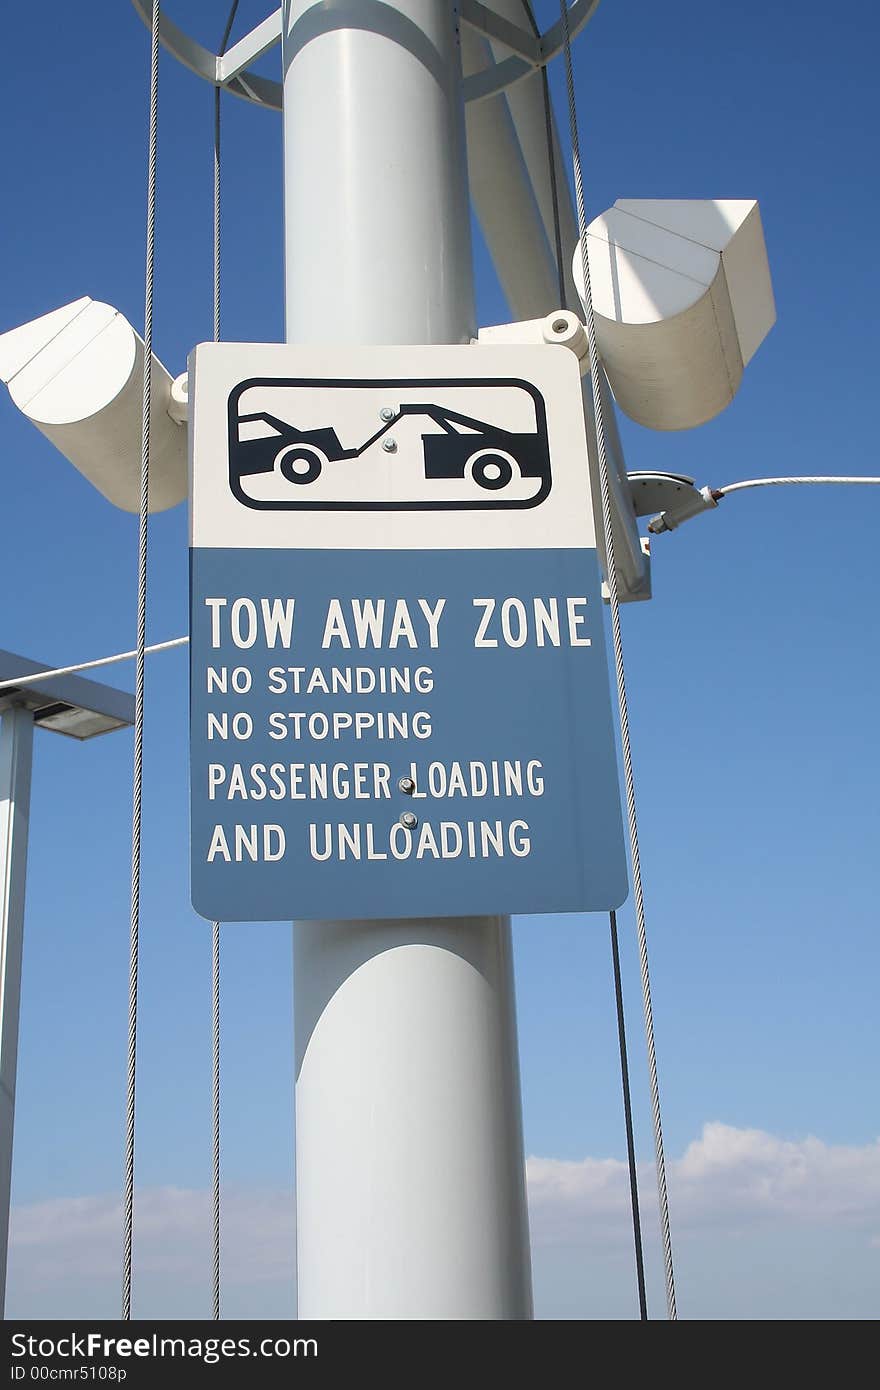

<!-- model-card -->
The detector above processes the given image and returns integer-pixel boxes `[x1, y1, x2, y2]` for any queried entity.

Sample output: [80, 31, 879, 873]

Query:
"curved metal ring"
[129, 0, 283, 108]
[130, 0, 599, 110]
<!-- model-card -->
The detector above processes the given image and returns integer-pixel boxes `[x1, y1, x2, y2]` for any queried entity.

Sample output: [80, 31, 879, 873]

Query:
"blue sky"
[1, 0, 878, 1320]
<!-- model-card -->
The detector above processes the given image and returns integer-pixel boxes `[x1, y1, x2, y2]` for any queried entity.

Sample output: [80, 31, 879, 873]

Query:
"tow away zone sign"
[188, 342, 627, 922]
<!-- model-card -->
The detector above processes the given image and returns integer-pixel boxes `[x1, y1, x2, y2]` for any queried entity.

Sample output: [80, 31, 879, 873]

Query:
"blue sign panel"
[190, 546, 627, 921]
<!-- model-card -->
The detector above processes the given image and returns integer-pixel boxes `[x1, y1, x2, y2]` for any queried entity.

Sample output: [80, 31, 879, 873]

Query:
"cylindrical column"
[0, 706, 34, 1315]
[294, 918, 532, 1318]
[282, 0, 476, 347]
[282, 0, 533, 1319]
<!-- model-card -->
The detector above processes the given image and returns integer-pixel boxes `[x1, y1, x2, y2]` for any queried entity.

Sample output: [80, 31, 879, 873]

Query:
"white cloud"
[526, 1122, 880, 1246]
[8, 1124, 880, 1317]
[10, 1187, 295, 1290]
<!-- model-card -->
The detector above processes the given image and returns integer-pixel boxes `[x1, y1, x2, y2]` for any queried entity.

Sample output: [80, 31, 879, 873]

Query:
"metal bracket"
[477, 310, 588, 362]
[218, 11, 283, 85]
[629, 473, 719, 533]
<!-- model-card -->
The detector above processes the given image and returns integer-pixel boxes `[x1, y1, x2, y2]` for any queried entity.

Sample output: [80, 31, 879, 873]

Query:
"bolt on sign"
[188, 343, 627, 921]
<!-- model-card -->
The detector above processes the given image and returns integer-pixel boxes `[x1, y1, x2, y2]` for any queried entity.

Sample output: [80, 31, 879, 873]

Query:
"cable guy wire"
[122, 0, 160, 1322]
[210, 70, 223, 1314]
[521, 0, 645, 1313]
[557, 0, 679, 1320]
[209, 0, 243, 1320]
[609, 911, 649, 1319]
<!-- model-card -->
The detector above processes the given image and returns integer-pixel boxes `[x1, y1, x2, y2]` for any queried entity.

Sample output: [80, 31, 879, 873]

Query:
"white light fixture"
[0, 648, 135, 739]
[0, 297, 187, 512]
[574, 199, 776, 431]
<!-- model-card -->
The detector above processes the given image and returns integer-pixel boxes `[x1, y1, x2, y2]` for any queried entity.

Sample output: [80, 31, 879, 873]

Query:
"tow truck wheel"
[277, 444, 324, 485]
[469, 449, 514, 490]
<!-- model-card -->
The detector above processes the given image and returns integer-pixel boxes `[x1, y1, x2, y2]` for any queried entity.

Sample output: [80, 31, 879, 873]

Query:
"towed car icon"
[227, 377, 552, 512]
[234, 412, 348, 486]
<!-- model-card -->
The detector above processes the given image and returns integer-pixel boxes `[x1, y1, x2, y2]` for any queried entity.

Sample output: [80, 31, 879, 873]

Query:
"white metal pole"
[282, 0, 533, 1319]
[0, 706, 34, 1316]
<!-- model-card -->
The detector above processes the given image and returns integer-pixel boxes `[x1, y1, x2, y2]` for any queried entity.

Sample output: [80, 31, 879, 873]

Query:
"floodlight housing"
[0, 298, 187, 513]
[574, 199, 776, 431]
[0, 650, 135, 739]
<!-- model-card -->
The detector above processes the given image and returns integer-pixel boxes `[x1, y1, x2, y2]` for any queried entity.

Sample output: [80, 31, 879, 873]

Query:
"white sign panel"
[188, 342, 626, 922]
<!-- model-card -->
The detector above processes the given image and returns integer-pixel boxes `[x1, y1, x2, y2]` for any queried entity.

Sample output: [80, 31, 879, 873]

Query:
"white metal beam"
[217, 11, 283, 86]
[462, 27, 560, 320]
[0, 708, 34, 1315]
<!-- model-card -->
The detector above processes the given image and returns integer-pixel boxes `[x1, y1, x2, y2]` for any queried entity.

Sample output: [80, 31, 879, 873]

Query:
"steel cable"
[556, 0, 679, 1319]
[209, 0, 240, 1323]
[540, 65, 568, 312]
[211, 914, 220, 1321]
[609, 910, 648, 1319]
[211, 74, 222, 1328]
[122, 0, 161, 1321]
[522, 0, 647, 1316]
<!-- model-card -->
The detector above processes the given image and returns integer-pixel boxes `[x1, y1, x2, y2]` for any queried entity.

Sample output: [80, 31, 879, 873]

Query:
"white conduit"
[0, 638, 188, 694]
[717, 475, 880, 496]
